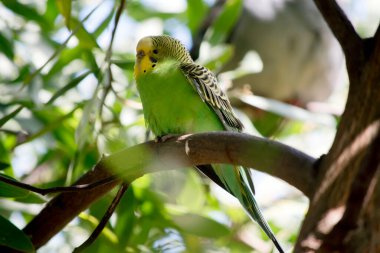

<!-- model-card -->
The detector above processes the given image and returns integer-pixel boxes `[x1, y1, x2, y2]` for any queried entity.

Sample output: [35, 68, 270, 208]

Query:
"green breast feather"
[136, 60, 224, 137]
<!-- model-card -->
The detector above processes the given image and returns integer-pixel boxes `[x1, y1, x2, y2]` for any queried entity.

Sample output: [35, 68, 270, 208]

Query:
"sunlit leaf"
[20, 105, 81, 145]
[206, 0, 242, 45]
[1, 0, 50, 30]
[44, 0, 60, 23]
[79, 212, 119, 244]
[176, 170, 205, 211]
[239, 94, 336, 127]
[45, 46, 83, 79]
[56, 0, 72, 29]
[111, 59, 135, 71]
[126, 1, 175, 21]
[70, 18, 99, 49]
[172, 213, 230, 238]
[93, 7, 115, 38]
[187, 0, 208, 34]
[47, 70, 92, 105]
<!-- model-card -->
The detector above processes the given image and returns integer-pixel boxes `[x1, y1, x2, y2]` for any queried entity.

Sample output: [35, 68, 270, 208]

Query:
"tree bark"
[295, 1, 380, 252]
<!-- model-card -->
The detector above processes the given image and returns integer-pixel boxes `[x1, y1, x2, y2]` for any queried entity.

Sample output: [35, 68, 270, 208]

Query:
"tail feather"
[210, 164, 284, 252]
[238, 168, 285, 253]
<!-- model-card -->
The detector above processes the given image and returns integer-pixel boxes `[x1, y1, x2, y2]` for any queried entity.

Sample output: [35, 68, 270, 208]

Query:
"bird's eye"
[153, 49, 158, 54]
[137, 50, 145, 58]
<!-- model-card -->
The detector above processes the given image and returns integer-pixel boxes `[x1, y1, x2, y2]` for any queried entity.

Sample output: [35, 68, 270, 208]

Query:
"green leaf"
[114, 188, 136, 248]
[207, 0, 242, 45]
[0, 105, 23, 128]
[202, 44, 233, 71]
[0, 32, 14, 60]
[0, 161, 10, 170]
[187, 0, 208, 34]
[44, 47, 83, 80]
[93, 8, 115, 38]
[172, 213, 230, 238]
[70, 18, 99, 49]
[47, 70, 91, 105]
[111, 59, 135, 71]
[176, 170, 205, 212]
[82, 49, 99, 72]
[78, 213, 118, 244]
[56, 0, 72, 29]
[1, 0, 50, 30]
[127, 1, 173, 21]
[44, 0, 60, 24]
[0, 215, 34, 253]
[239, 94, 336, 127]
[0, 175, 29, 198]
[0, 175, 46, 203]
[19, 105, 81, 145]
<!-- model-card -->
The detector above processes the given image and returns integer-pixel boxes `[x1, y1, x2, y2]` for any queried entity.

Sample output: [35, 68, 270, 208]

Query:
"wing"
[180, 62, 243, 131]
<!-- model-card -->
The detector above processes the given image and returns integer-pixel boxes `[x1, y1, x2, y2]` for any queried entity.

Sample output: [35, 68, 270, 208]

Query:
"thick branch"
[103, 132, 316, 196]
[313, 0, 362, 57]
[374, 23, 380, 44]
[22, 132, 315, 249]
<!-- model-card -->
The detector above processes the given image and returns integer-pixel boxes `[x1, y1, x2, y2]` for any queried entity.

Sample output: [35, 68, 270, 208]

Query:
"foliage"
[0, 0, 338, 252]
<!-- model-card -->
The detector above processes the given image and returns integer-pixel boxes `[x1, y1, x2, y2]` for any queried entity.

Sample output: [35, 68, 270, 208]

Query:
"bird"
[134, 35, 284, 253]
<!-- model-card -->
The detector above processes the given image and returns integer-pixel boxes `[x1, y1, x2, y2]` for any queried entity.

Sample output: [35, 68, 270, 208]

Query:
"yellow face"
[134, 37, 159, 79]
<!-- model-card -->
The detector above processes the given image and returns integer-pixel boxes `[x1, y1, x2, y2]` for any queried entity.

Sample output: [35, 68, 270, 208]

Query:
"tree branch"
[374, 22, 380, 44]
[22, 132, 315, 249]
[0, 174, 117, 195]
[313, 0, 362, 57]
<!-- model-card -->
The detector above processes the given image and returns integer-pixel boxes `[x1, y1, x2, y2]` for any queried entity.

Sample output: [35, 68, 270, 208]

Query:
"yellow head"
[134, 35, 193, 79]
[134, 37, 158, 79]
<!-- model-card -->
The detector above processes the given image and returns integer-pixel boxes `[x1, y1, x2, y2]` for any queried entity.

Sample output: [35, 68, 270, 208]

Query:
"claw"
[155, 134, 178, 142]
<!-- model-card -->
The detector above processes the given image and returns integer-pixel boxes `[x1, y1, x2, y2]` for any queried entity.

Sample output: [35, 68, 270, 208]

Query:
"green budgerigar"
[134, 35, 284, 253]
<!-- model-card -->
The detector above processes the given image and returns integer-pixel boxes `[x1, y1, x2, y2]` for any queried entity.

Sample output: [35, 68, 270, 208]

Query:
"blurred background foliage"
[0, 0, 378, 252]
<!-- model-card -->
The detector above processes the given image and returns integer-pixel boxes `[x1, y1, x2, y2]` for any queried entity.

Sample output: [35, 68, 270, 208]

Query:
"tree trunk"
[295, 1, 380, 252]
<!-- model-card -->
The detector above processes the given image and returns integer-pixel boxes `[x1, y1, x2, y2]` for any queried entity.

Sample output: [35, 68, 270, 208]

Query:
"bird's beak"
[134, 50, 145, 78]
[134, 49, 155, 78]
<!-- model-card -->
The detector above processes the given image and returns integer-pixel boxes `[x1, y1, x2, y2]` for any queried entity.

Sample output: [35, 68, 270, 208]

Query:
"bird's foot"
[155, 134, 178, 143]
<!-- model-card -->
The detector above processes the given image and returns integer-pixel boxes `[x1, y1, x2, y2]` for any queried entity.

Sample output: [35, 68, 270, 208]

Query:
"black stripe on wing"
[180, 63, 243, 131]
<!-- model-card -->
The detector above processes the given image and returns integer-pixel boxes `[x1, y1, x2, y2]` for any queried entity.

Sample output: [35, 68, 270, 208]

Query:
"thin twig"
[73, 182, 129, 253]
[0, 174, 118, 195]
[71, 4, 128, 252]
[99, 0, 126, 118]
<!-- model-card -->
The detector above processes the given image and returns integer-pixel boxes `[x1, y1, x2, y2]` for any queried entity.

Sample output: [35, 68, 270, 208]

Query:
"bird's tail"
[237, 167, 285, 253]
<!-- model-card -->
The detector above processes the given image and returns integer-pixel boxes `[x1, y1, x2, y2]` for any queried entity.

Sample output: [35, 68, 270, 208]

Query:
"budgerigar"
[134, 35, 284, 253]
